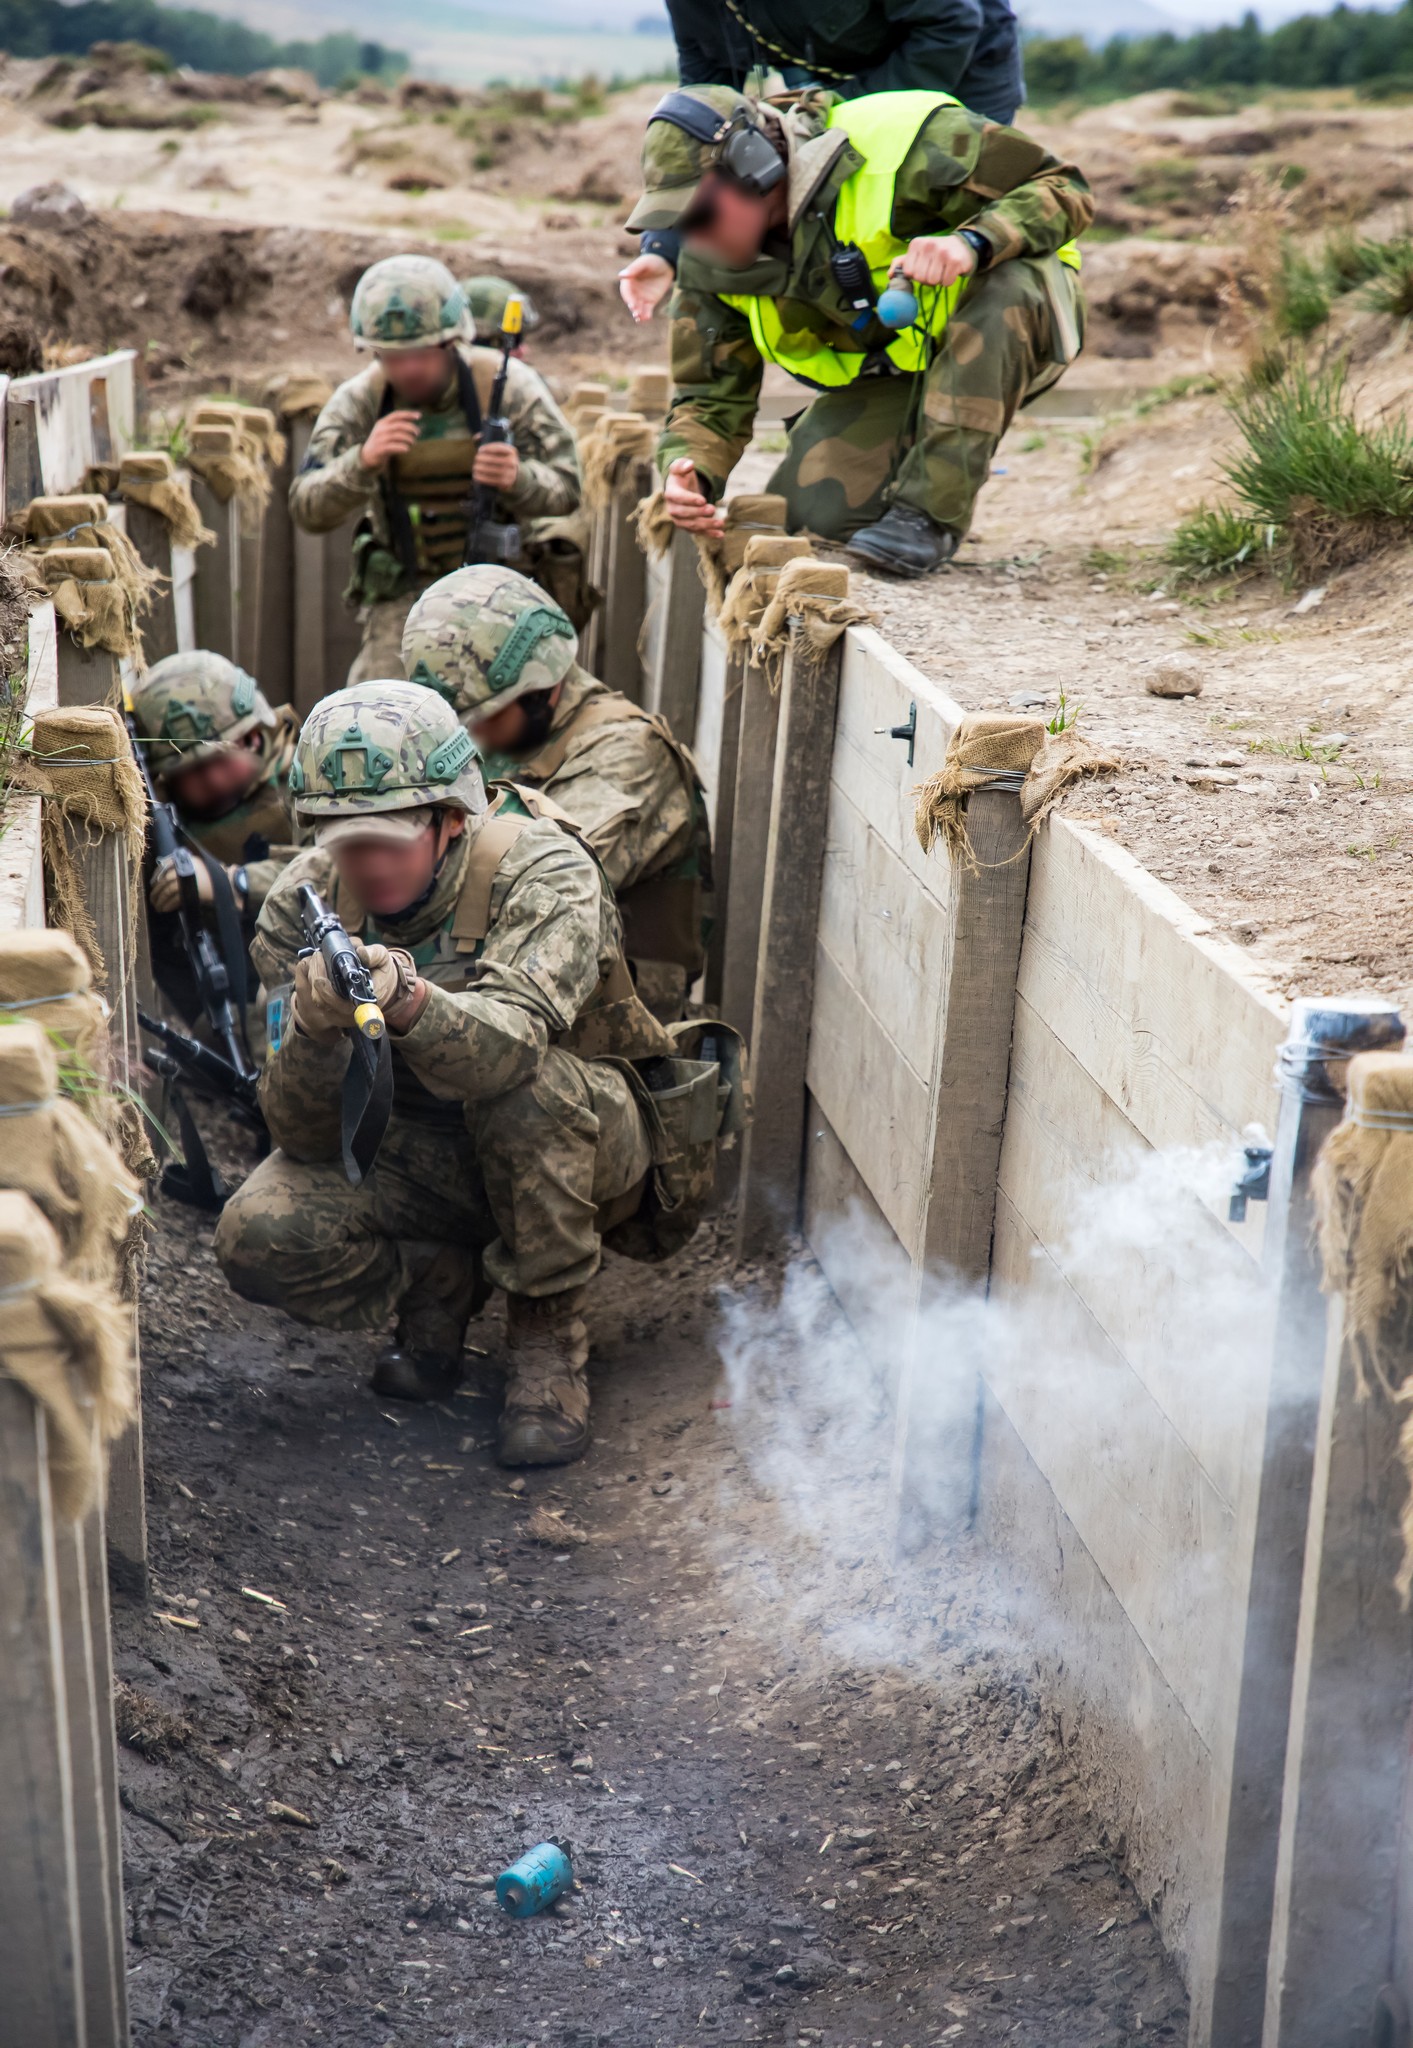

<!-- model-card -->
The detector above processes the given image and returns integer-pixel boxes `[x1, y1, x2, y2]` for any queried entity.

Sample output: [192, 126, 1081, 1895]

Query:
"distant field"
[409, 25, 675, 84]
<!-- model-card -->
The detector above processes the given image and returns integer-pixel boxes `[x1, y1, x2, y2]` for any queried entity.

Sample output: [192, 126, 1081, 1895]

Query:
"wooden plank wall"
[979, 817, 1289, 1993]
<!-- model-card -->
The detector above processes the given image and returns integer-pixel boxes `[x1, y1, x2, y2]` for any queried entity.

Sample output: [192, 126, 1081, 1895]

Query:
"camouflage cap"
[131, 650, 275, 777]
[350, 255, 473, 352]
[289, 679, 487, 821]
[463, 275, 540, 334]
[626, 86, 757, 233]
[402, 565, 577, 721]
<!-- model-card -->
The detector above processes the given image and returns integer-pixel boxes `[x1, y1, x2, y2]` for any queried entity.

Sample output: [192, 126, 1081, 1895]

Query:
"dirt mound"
[20, 42, 322, 131]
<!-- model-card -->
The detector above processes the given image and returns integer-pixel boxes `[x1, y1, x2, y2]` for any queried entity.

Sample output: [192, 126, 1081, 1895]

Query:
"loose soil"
[118, 1122, 1186, 2046]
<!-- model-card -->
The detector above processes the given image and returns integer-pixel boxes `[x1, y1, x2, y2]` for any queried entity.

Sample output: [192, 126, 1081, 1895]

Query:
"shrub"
[1225, 361, 1413, 577]
[1323, 227, 1393, 294]
[1273, 242, 1329, 337]
[1361, 237, 1413, 320]
[1166, 506, 1275, 582]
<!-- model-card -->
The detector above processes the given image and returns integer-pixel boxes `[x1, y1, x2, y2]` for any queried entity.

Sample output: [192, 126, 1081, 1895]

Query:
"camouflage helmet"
[402, 566, 577, 721]
[131, 650, 275, 778]
[463, 275, 540, 334]
[626, 86, 762, 233]
[288, 680, 487, 838]
[349, 255, 472, 352]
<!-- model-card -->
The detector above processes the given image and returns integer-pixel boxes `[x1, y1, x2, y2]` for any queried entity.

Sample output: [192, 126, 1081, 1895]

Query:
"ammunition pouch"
[345, 520, 410, 609]
[602, 1019, 749, 1264]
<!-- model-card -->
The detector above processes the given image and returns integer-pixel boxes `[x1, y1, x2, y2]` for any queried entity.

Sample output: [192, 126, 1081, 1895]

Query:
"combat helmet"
[131, 651, 276, 778]
[463, 275, 540, 334]
[626, 86, 779, 234]
[289, 680, 487, 843]
[349, 255, 472, 351]
[402, 566, 577, 722]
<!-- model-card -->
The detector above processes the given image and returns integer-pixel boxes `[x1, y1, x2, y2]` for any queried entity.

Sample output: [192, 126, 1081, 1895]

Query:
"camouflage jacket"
[181, 708, 305, 913]
[484, 667, 697, 894]
[251, 811, 626, 1160]
[658, 93, 1094, 496]
[288, 346, 582, 544]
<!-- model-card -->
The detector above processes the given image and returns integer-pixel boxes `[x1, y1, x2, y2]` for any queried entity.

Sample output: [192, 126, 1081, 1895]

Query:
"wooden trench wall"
[636, 512, 1407, 2048]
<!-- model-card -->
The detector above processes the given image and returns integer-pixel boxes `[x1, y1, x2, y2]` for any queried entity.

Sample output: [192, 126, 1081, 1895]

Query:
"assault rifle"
[126, 712, 262, 1210]
[296, 884, 393, 1187]
[463, 293, 524, 567]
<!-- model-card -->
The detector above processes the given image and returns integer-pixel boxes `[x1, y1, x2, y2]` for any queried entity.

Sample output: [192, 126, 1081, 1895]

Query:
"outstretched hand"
[619, 253, 675, 324]
[663, 457, 725, 536]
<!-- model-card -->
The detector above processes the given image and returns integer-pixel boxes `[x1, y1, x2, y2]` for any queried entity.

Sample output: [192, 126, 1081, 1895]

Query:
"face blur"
[470, 679, 562, 759]
[378, 344, 456, 406]
[682, 172, 774, 270]
[167, 732, 263, 820]
[330, 811, 465, 919]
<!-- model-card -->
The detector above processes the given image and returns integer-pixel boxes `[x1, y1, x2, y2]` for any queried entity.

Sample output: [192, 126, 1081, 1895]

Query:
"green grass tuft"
[1274, 242, 1330, 337]
[1360, 237, 1413, 320]
[1166, 507, 1276, 583]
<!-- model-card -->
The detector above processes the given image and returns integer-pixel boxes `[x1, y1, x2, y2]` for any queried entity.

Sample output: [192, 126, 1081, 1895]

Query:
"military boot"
[371, 1242, 484, 1403]
[497, 1289, 591, 1467]
[845, 504, 959, 579]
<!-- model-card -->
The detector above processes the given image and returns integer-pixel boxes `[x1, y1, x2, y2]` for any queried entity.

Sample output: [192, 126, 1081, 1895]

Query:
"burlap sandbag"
[0, 1189, 136, 1522]
[718, 536, 814, 654]
[0, 929, 103, 1069]
[12, 706, 146, 983]
[569, 380, 611, 411]
[628, 366, 671, 417]
[191, 400, 287, 469]
[8, 493, 110, 542]
[581, 411, 656, 512]
[751, 557, 873, 690]
[118, 449, 216, 552]
[29, 514, 162, 662]
[186, 422, 272, 532]
[0, 1022, 142, 1289]
[915, 712, 1121, 872]
[263, 370, 334, 422]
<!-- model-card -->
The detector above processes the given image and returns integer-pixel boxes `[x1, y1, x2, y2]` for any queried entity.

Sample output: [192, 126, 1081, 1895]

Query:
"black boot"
[370, 1243, 484, 1403]
[846, 504, 958, 579]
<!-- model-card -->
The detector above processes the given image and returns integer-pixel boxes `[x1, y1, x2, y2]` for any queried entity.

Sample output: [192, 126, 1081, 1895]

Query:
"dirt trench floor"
[117, 1127, 1187, 2047]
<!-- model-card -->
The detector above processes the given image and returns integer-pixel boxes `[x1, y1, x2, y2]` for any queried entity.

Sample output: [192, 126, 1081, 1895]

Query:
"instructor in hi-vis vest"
[631, 87, 1091, 577]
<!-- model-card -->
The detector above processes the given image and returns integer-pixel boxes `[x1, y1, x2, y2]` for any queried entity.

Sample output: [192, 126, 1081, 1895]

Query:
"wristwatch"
[958, 228, 993, 272]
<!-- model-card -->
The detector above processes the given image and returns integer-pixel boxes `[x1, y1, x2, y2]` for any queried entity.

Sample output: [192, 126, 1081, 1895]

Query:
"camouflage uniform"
[288, 256, 582, 688]
[213, 682, 674, 1462]
[403, 566, 708, 1015]
[640, 89, 1092, 540]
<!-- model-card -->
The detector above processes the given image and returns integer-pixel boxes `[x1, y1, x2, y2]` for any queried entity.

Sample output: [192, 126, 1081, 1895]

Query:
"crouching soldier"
[130, 651, 303, 923]
[289, 255, 583, 686]
[213, 681, 741, 1465]
[402, 565, 711, 1019]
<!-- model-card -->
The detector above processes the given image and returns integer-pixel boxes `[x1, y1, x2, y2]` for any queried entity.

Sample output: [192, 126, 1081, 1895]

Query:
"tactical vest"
[719, 89, 1082, 388]
[184, 709, 299, 865]
[330, 786, 673, 1128]
[516, 693, 714, 974]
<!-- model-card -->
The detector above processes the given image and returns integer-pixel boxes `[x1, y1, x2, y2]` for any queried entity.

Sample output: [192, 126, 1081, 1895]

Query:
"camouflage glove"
[292, 942, 417, 1045]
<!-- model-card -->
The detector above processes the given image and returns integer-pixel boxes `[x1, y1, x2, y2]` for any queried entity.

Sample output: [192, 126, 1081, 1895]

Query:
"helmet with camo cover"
[288, 681, 487, 840]
[401, 566, 577, 722]
[131, 650, 275, 778]
[463, 275, 540, 334]
[349, 255, 473, 352]
[626, 85, 764, 233]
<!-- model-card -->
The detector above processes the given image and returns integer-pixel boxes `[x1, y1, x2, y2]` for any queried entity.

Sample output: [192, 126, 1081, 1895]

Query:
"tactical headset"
[649, 90, 787, 198]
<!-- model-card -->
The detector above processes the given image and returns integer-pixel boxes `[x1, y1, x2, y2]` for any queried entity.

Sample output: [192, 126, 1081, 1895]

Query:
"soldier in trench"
[213, 681, 737, 1466]
[288, 255, 584, 690]
[401, 564, 712, 1021]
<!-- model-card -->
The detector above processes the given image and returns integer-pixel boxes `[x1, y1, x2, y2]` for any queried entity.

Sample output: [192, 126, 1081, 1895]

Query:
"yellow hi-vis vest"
[720, 89, 1082, 388]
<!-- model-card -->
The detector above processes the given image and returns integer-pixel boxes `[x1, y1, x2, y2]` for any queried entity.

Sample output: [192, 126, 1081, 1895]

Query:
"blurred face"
[330, 811, 464, 919]
[471, 680, 563, 759]
[681, 172, 776, 270]
[167, 731, 263, 820]
[379, 344, 455, 405]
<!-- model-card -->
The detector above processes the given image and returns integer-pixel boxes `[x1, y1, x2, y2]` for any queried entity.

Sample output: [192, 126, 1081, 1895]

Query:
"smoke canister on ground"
[496, 1841, 573, 1917]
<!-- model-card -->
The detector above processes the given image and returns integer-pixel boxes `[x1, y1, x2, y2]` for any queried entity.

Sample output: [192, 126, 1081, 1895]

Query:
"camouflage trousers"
[213, 1048, 653, 1327]
[346, 589, 422, 689]
[768, 257, 1087, 541]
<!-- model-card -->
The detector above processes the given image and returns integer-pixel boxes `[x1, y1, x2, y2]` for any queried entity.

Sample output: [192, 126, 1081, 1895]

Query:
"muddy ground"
[116, 1118, 1186, 2047]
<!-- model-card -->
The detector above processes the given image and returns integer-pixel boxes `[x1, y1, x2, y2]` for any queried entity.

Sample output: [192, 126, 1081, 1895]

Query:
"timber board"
[805, 944, 930, 1250]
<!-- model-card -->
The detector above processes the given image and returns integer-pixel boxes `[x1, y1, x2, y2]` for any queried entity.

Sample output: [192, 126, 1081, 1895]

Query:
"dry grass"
[113, 1680, 193, 1760]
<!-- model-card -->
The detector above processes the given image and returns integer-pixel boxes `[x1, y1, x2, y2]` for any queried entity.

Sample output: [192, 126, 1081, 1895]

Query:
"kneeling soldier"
[213, 680, 713, 1466]
[131, 651, 303, 920]
[402, 565, 710, 1017]
[289, 255, 583, 687]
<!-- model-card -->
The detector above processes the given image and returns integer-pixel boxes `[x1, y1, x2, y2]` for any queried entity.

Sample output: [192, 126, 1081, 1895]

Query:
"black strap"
[178, 826, 252, 1061]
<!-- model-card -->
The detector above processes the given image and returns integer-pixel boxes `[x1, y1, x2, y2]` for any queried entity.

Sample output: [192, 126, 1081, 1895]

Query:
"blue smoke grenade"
[876, 283, 919, 330]
[496, 1841, 573, 1918]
